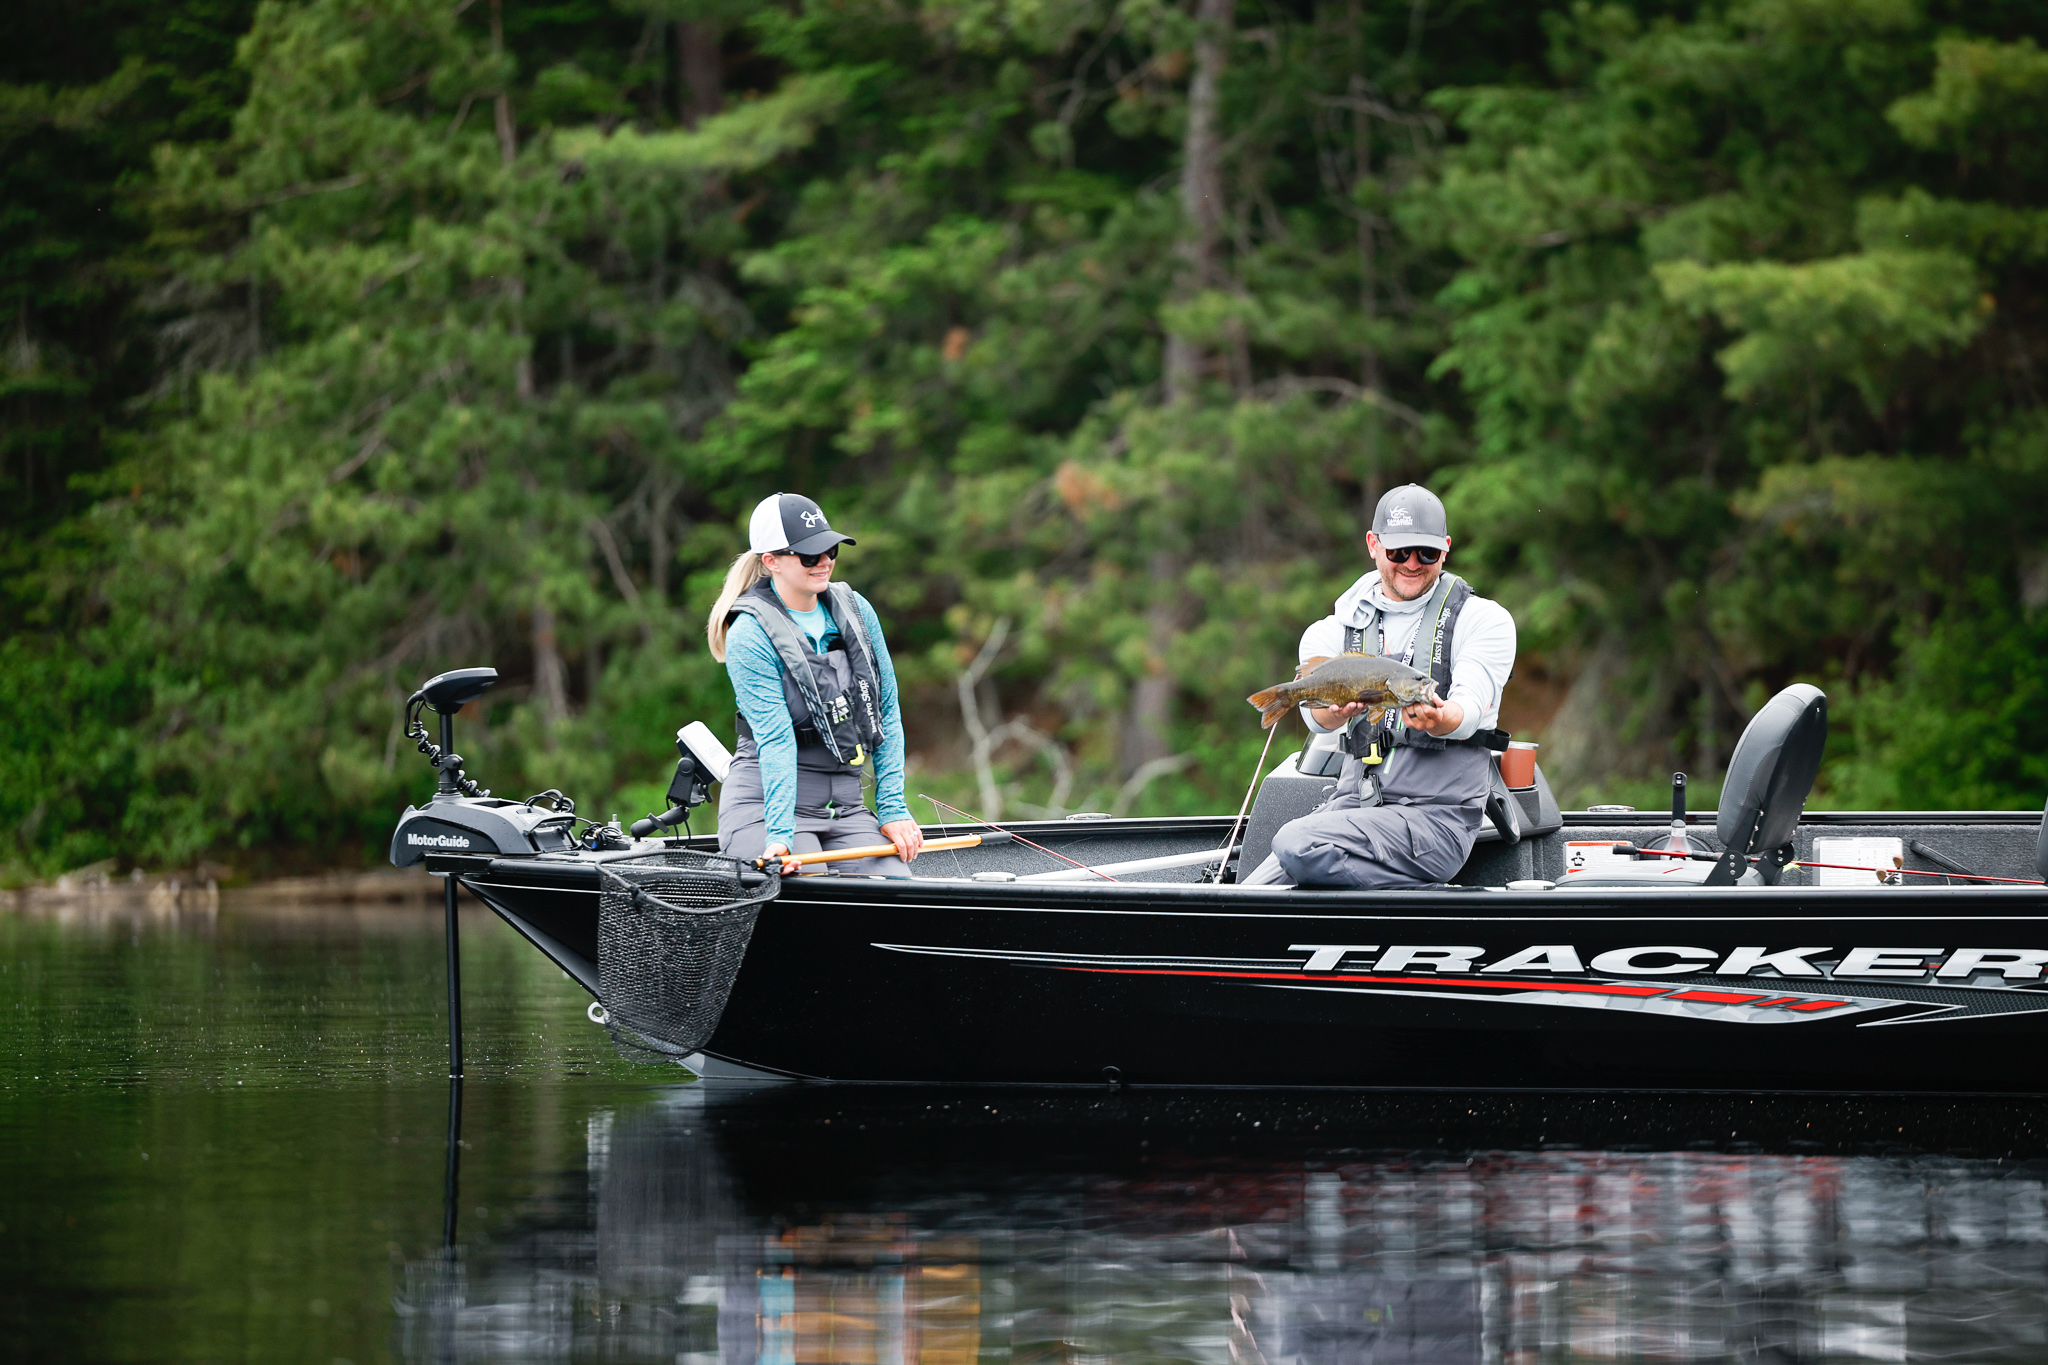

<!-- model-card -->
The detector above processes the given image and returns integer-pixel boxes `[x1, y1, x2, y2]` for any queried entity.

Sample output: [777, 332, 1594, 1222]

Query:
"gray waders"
[717, 738, 909, 876]
[1242, 573, 1490, 889]
[1239, 746, 1486, 889]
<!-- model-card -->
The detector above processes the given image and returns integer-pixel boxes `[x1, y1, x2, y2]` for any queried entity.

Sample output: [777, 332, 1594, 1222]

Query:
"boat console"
[1560, 684, 1825, 888]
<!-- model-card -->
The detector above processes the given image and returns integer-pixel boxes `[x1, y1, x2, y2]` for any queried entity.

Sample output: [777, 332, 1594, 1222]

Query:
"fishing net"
[596, 851, 778, 1065]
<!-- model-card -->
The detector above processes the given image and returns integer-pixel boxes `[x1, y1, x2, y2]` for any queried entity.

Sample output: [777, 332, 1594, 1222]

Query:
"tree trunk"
[490, 0, 533, 398]
[674, 20, 722, 128]
[1128, 0, 1232, 775]
[1161, 0, 1233, 403]
[533, 596, 569, 730]
[1120, 551, 1182, 776]
[648, 470, 676, 599]
[1353, 71, 1382, 515]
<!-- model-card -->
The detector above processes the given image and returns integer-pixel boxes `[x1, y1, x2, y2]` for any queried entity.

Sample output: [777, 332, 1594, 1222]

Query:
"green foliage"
[5, 0, 2048, 876]
[1413, 0, 2048, 802]
[0, 2, 259, 610]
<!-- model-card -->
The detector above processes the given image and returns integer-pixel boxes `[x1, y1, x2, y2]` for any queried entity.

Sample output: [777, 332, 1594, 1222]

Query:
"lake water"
[7, 899, 2048, 1363]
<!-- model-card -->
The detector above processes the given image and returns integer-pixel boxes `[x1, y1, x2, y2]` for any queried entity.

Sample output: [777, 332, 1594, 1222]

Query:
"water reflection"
[406, 1087, 2048, 1364]
[8, 901, 2048, 1363]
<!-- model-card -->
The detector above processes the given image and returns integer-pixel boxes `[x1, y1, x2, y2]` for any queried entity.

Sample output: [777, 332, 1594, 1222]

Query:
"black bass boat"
[390, 669, 2048, 1093]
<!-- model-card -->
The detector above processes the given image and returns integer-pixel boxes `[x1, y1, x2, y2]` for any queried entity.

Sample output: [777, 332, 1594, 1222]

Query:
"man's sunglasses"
[778, 544, 840, 568]
[1385, 545, 1443, 565]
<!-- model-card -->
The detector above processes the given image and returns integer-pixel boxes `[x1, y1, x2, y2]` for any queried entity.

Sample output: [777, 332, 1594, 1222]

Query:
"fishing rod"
[918, 793, 1119, 883]
[1623, 843, 2045, 886]
[1217, 724, 1281, 878]
[756, 831, 1012, 870]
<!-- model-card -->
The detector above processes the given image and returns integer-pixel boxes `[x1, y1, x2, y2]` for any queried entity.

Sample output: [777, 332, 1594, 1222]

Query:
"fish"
[1245, 652, 1439, 729]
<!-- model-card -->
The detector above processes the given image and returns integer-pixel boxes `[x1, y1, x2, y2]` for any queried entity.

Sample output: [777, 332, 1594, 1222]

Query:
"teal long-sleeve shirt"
[723, 587, 910, 850]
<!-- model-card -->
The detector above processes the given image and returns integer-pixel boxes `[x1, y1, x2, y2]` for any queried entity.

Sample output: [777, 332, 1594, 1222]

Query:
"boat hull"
[454, 849, 2048, 1093]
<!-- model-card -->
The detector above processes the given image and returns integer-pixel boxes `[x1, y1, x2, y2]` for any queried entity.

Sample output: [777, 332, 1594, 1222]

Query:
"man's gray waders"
[1242, 573, 1489, 889]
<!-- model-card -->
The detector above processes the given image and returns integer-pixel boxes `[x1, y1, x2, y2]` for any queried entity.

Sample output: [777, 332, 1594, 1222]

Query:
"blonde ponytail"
[706, 550, 767, 661]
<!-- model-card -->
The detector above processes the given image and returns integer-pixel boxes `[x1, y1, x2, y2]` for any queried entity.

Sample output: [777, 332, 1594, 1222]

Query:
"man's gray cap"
[1371, 483, 1449, 551]
[748, 492, 856, 556]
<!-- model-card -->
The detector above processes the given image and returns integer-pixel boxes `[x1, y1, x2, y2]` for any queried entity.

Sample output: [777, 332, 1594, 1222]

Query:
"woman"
[706, 493, 924, 876]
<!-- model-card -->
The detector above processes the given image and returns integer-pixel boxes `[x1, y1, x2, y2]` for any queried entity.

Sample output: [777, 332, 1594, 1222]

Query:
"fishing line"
[1629, 845, 2045, 886]
[918, 793, 1118, 882]
[1218, 724, 1280, 871]
[923, 795, 967, 880]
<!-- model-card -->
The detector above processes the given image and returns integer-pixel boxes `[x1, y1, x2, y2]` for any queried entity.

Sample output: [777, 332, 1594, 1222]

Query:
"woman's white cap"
[747, 493, 856, 555]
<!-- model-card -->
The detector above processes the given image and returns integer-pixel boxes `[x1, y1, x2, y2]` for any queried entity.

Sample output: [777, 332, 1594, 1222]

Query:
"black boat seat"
[1567, 683, 1827, 888]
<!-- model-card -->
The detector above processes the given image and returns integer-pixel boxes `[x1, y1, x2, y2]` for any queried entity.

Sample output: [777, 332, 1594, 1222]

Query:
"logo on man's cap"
[801, 510, 825, 528]
[1371, 483, 1449, 551]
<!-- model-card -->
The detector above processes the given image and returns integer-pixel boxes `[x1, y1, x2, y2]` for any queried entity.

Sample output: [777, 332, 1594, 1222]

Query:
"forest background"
[4, 0, 2046, 879]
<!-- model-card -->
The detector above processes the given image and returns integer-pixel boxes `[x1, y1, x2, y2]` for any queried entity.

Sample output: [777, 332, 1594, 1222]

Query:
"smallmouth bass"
[1246, 653, 1439, 729]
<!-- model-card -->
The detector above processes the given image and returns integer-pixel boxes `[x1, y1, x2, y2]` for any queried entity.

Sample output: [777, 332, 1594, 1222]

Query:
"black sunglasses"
[1385, 545, 1443, 565]
[779, 544, 840, 568]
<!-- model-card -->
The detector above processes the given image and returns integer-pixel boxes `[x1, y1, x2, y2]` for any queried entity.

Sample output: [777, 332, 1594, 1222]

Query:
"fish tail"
[1246, 685, 1292, 728]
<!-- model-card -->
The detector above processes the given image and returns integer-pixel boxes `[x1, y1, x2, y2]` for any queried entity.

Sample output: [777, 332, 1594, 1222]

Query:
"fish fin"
[1246, 685, 1292, 729]
[1365, 706, 1385, 725]
[1294, 655, 1330, 680]
[1338, 649, 1372, 657]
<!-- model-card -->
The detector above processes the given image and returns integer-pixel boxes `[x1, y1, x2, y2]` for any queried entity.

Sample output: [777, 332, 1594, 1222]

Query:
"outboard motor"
[388, 667, 580, 867]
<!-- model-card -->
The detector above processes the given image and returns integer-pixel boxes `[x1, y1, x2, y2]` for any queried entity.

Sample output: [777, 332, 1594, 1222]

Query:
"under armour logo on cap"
[749, 493, 859, 556]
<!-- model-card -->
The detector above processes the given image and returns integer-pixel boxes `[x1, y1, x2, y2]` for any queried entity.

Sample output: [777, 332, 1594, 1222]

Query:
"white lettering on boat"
[1481, 945, 1585, 974]
[1937, 948, 2048, 980]
[406, 832, 473, 848]
[1716, 946, 1830, 977]
[1374, 946, 1486, 974]
[1589, 946, 1719, 976]
[1283, 945, 2048, 983]
[1288, 944, 1379, 972]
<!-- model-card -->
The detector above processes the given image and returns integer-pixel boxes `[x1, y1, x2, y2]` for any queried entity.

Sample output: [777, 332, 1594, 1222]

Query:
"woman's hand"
[762, 841, 802, 875]
[880, 819, 923, 863]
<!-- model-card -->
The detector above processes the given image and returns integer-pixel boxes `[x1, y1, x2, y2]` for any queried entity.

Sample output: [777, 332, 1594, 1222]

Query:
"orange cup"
[1500, 741, 1538, 789]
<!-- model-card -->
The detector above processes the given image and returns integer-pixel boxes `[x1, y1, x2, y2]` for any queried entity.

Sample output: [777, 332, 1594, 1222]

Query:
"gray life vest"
[726, 579, 887, 771]
[1340, 571, 1473, 761]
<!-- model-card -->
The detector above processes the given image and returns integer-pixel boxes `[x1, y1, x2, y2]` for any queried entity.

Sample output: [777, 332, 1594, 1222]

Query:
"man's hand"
[762, 841, 803, 875]
[1309, 700, 1368, 729]
[880, 819, 923, 863]
[1401, 696, 1465, 737]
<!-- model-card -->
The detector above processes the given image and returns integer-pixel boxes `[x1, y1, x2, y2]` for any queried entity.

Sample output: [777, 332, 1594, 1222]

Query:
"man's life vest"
[1338, 571, 1510, 761]
[725, 580, 887, 772]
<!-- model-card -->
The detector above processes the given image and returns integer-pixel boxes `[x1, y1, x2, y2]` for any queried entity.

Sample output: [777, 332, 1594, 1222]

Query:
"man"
[1241, 484, 1517, 888]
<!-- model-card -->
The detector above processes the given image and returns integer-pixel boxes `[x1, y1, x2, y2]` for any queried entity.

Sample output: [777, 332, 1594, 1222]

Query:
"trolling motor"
[405, 667, 500, 798]
[630, 723, 733, 838]
[398, 667, 497, 1083]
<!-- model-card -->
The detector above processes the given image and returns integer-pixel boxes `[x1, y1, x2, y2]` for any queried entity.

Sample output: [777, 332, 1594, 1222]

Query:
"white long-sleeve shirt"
[1297, 570, 1517, 742]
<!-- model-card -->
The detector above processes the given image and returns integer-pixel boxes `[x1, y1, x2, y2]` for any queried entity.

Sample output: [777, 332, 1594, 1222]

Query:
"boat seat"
[1567, 683, 1827, 889]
